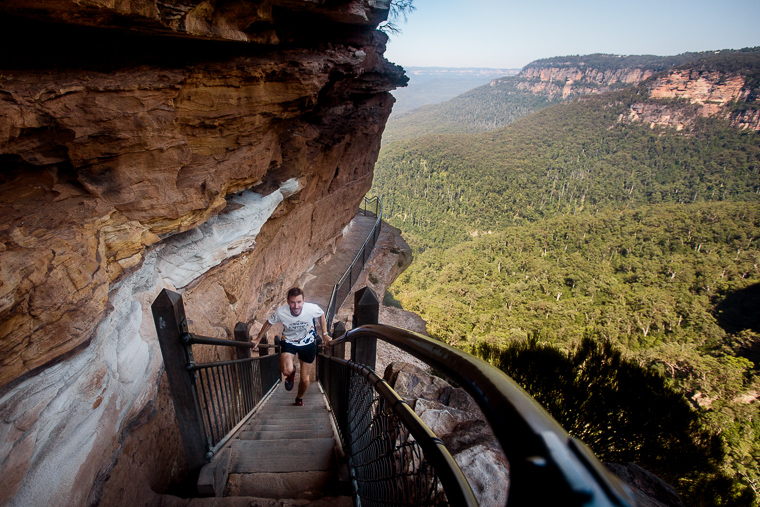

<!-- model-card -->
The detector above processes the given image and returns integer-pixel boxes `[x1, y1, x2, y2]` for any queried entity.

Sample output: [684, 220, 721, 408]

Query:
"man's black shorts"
[280, 340, 317, 364]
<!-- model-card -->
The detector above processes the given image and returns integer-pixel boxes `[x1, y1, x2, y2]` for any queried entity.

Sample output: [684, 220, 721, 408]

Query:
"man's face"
[288, 294, 304, 316]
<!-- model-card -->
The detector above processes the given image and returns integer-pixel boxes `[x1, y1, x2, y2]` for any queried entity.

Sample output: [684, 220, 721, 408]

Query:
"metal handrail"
[331, 324, 635, 507]
[319, 353, 477, 506]
[182, 332, 256, 348]
[325, 195, 383, 331]
[151, 289, 281, 469]
[360, 195, 381, 218]
[186, 345, 279, 461]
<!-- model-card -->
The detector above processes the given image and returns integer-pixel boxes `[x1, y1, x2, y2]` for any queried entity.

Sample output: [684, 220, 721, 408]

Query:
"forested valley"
[374, 49, 760, 505]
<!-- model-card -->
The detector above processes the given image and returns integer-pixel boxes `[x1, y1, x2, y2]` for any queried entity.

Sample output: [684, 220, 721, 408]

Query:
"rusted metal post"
[151, 288, 207, 473]
[351, 287, 378, 370]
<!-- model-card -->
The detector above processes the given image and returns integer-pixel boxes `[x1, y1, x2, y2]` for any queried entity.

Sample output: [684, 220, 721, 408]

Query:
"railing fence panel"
[319, 355, 477, 507]
[323, 325, 637, 507]
[152, 289, 281, 468]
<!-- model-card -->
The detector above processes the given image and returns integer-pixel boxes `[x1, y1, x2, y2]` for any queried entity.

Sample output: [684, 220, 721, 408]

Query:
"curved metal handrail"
[332, 324, 635, 507]
[321, 354, 477, 506]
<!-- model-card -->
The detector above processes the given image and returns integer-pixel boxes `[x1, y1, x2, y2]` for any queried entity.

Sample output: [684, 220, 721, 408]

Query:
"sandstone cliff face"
[0, 2, 405, 505]
[623, 69, 760, 131]
[514, 65, 655, 99]
[495, 53, 760, 132]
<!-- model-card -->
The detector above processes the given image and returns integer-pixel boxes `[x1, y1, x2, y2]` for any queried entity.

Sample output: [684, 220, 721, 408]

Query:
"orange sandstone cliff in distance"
[0, 2, 406, 505]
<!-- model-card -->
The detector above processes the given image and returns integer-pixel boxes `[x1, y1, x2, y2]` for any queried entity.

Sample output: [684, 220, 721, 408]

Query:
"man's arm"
[255, 320, 271, 343]
[318, 314, 330, 344]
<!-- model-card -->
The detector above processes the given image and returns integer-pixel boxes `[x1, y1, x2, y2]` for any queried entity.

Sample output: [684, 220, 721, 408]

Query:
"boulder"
[384, 362, 453, 406]
[453, 444, 510, 507]
[383, 362, 510, 506]
[414, 398, 495, 454]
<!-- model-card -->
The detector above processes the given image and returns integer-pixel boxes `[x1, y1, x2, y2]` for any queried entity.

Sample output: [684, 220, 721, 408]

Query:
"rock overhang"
[0, 0, 393, 46]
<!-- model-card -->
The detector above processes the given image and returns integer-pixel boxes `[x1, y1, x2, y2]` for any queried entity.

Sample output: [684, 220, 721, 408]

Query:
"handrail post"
[234, 323, 251, 360]
[332, 321, 347, 359]
[258, 334, 270, 356]
[234, 323, 252, 413]
[351, 287, 378, 369]
[151, 289, 207, 473]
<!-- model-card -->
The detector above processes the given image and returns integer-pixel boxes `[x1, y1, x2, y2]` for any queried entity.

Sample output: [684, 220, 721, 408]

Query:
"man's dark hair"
[287, 287, 304, 300]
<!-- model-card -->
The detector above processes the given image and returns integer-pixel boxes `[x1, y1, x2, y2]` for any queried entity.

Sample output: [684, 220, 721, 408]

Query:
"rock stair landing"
[222, 384, 351, 504]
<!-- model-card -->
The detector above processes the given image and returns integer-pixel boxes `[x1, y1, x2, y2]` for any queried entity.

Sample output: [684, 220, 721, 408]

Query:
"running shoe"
[284, 371, 295, 391]
[294, 398, 303, 406]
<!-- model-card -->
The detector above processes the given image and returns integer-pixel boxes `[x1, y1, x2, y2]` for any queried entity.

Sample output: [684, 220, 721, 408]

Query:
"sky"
[383, 0, 760, 70]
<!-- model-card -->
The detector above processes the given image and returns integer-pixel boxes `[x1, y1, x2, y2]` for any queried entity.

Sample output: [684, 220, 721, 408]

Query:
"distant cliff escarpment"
[521, 52, 760, 131]
[628, 59, 760, 131]
[508, 54, 664, 99]
[383, 49, 760, 144]
[0, 2, 404, 505]
[512, 52, 723, 99]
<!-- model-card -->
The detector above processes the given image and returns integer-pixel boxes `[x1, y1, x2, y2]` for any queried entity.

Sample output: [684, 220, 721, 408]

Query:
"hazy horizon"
[384, 0, 760, 69]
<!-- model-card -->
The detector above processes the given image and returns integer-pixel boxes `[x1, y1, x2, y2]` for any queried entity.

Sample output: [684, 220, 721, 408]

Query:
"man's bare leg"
[280, 352, 296, 376]
[296, 359, 313, 399]
[280, 352, 296, 390]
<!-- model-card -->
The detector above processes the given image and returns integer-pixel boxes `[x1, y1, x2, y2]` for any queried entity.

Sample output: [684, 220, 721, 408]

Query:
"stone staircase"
[197, 381, 352, 505]
[154, 212, 382, 506]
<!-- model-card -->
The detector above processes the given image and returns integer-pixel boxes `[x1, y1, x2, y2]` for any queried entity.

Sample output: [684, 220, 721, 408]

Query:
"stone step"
[253, 404, 331, 416]
[229, 438, 337, 473]
[239, 384, 335, 435]
[254, 407, 332, 426]
[226, 471, 337, 500]
[254, 406, 329, 417]
[237, 427, 335, 440]
[265, 388, 325, 403]
[158, 493, 353, 507]
[256, 414, 331, 425]
[248, 414, 330, 431]
[203, 383, 346, 501]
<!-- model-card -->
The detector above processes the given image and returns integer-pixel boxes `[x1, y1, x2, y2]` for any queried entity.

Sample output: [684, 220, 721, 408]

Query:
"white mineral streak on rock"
[158, 178, 301, 289]
[0, 179, 299, 507]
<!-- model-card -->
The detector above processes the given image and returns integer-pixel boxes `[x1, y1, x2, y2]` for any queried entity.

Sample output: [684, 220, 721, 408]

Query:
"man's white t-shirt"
[268, 302, 324, 345]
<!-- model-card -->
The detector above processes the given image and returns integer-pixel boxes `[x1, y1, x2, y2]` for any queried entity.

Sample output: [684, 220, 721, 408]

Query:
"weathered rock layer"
[0, 2, 405, 505]
[515, 65, 655, 99]
[627, 69, 760, 131]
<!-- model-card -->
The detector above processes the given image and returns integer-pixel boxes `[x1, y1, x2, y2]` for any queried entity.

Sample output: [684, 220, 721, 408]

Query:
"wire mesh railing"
[319, 354, 477, 507]
[325, 196, 383, 332]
